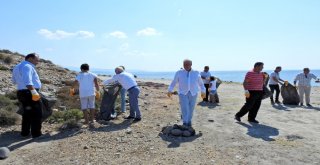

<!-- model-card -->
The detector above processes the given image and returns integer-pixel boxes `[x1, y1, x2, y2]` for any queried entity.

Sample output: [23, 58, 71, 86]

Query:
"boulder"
[0, 147, 10, 159]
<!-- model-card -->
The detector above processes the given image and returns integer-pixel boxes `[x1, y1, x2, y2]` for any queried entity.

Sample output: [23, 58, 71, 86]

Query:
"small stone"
[163, 105, 168, 108]
[182, 130, 192, 137]
[0, 147, 10, 159]
[83, 146, 89, 149]
[171, 129, 183, 136]
[125, 128, 132, 134]
[208, 119, 214, 122]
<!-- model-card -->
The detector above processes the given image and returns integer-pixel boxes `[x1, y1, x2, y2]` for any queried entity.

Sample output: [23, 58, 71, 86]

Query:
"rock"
[208, 119, 214, 122]
[58, 106, 66, 111]
[170, 129, 182, 136]
[83, 146, 89, 149]
[182, 130, 192, 137]
[125, 128, 132, 134]
[162, 126, 173, 135]
[0, 147, 10, 159]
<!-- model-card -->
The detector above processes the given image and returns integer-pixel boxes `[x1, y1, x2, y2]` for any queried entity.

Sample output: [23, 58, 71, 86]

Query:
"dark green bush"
[47, 109, 83, 124]
[4, 56, 13, 64]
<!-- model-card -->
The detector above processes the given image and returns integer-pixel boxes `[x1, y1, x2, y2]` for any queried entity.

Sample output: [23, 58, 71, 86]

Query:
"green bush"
[47, 109, 83, 124]
[0, 53, 5, 60]
[4, 56, 13, 64]
[0, 110, 20, 126]
[0, 95, 13, 107]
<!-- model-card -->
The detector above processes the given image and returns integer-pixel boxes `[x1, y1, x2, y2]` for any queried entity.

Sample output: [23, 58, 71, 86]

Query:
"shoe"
[32, 133, 43, 138]
[248, 119, 259, 123]
[133, 118, 141, 122]
[300, 103, 304, 106]
[124, 116, 135, 119]
[275, 100, 281, 104]
[271, 100, 275, 104]
[234, 115, 241, 122]
[307, 104, 312, 107]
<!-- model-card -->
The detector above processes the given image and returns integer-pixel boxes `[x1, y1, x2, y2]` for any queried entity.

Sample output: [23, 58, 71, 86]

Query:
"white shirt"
[200, 71, 211, 84]
[76, 71, 97, 98]
[12, 61, 42, 90]
[294, 73, 317, 87]
[269, 72, 281, 85]
[168, 69, 206, 96]
[103, 71, 137, 90]
[210, 80, 217, 91]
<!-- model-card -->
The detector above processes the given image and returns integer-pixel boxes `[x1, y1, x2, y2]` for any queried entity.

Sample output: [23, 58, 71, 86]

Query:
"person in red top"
[235, 62, 265, 123]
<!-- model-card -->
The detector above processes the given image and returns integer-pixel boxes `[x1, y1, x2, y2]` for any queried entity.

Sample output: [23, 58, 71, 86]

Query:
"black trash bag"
[16, 92, 57, 122]
[262, 86, 272, 100]
[281, 83, 299, 105]
[98, 83, 122, 121]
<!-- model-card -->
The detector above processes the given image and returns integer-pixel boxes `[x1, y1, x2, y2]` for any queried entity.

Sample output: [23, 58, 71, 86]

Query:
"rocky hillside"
[0, 49, 77, 95]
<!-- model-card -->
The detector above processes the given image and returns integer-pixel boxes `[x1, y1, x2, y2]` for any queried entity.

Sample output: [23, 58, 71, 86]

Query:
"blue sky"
[1, 0, 320, 71]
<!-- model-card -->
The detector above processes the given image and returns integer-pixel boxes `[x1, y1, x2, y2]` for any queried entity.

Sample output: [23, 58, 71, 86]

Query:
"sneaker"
[124, 116, 135, 120]
[275, 100, 281, 104]
[307, 104, 312, 107]
[234, 115, 241, 122]
[300, 103, 304, 106]
[248, 119, 259, 123]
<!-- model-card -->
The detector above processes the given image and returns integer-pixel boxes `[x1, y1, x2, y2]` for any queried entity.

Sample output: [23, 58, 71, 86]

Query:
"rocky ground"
[1, 79, 320, 165]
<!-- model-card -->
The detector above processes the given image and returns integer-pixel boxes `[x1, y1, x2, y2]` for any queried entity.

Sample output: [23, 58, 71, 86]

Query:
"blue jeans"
[178, 91, 198, 126]
[128, 87, 141, 118]
[120, 88, 127, 112]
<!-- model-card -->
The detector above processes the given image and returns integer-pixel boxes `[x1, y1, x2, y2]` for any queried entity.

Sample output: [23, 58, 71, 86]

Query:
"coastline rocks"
[0, 147, 10, 159]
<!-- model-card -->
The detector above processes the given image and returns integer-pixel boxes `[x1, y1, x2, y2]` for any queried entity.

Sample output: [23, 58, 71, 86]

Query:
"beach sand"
[1, 78, 320, 165]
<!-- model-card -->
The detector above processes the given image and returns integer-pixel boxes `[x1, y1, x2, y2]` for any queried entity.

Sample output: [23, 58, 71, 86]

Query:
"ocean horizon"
[84, 68, 320, 87]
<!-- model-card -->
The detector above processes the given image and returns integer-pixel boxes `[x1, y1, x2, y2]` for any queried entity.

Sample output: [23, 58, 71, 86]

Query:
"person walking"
[12, 53, 43, 138]
[167, 59, 206, 127]
[235, 62, 265, 123]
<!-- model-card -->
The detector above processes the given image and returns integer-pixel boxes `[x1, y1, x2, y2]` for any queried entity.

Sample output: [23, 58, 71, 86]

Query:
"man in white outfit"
[294, 68, 318, 107]
[167, 59, 206, 127]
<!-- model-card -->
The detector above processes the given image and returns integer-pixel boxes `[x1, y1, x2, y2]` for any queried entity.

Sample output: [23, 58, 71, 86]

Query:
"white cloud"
[109, 31, 127, 39]
[38, 29, 95, 40]
[137, 27, 161, 36]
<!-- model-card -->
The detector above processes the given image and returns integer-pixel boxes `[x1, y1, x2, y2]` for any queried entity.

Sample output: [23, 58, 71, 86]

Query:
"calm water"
[92, 69, 320, 86]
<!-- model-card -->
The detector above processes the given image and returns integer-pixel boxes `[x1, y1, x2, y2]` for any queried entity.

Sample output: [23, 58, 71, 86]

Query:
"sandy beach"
[1, 78, 320, 165]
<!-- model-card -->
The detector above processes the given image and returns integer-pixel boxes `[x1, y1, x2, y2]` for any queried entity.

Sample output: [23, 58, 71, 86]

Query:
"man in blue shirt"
[12, 53, 42, 138]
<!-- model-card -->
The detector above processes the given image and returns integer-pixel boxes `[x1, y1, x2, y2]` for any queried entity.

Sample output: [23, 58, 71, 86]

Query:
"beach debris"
[125, 128, 132, 134]
[0, 147, 10, 159]
[208, 119, 214, 122]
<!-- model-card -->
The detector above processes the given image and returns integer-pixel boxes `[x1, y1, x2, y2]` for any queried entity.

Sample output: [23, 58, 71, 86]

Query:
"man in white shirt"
[200, 66, 211, 102]
[294, 68, 318, 106]
[72, 64, 100, 125]
[103, 67, 141, 122]
[269, 66, 284, 104]
[168, 59, 206, 127]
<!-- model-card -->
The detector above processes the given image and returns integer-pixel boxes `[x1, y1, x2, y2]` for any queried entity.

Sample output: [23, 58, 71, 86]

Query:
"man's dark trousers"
[203, 84, 209, 101]
[17, 90, 42, 138]
[269, 84, 280, 102]
[235, 91, 263, 120]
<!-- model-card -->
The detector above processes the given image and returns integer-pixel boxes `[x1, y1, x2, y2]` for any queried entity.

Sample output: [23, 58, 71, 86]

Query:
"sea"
[90, 69, 320, 87]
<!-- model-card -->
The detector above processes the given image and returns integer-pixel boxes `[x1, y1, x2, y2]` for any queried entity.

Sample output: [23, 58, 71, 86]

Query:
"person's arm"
[168, 72, 179, 93]
[94, 78, 99, 91]
[102, 75, 117, 85]
[22, 65, 40, 101]
[198, 74, 206, 95]
[293, 74, 298, 86]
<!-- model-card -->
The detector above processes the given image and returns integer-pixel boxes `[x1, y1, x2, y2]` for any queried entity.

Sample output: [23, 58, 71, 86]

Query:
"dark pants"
[203, 84, 210, 101]
[17, 90, 42, 137]
[269, 84, 280, 101]
[235, 91, 263, 121]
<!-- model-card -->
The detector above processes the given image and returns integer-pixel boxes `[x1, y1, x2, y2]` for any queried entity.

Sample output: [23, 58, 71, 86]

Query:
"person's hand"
[69, 88, 75, 96]
[244, 90, 250, 98]
[95, 91, 101, 100]
[201, 92, 206, 99]
[31, 89, 41, 101]
[167, 92, 173, 98]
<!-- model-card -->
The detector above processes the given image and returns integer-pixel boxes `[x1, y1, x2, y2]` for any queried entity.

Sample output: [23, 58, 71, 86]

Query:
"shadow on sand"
[88, 119, 132, 132]
[159, 132, 202, 148]
[0, 128, 81, 152]
[237, 122, 279, 141]
[197, 101, 220, 109]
